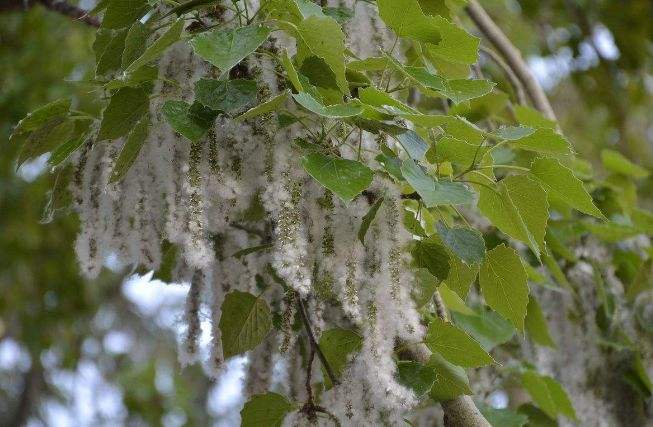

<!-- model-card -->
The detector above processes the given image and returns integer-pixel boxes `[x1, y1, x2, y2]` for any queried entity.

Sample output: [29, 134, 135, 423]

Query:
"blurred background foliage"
[0, 7, 218, 427]
[0, 0, 651, 425]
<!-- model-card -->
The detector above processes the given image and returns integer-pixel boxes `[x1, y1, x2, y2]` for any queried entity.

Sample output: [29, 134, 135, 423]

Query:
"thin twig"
[466, 0, 556, 121]
[297, 296, 339, 386]
[479, 46, 528, 106]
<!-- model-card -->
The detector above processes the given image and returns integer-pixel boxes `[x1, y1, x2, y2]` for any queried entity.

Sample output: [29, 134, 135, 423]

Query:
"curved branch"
[479, 46, 528, 106]
[466, 0, 556, 121]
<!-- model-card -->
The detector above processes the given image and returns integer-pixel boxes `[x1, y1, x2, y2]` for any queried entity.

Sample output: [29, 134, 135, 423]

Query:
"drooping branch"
[466, 0, 556, 121]
[1, 0, 100, 28]
[296, 295, 339, 387]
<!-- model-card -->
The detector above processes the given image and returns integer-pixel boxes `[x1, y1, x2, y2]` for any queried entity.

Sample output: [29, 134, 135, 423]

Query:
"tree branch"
[466, 0, 556, 121]
[297, 295, 339, 386]
[1, 0, 100, 28]
[479, 46, 528, 106]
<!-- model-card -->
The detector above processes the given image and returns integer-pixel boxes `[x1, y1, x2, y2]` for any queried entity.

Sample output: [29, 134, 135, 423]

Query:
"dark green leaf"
[110, 115, 149, 182]
[233, 243, 274, 258]
[102, 0, 149, 29]
[190, 25, 271, 76]
[401, 160, 474, 207]
[427, 352, 472, 401]
[396, 361, 437, 398]
[411, 237, 450, 281]
[241, 392, 294, 427]
[219, 290, 272, 358]
[194, 78, 257, 115]
[358, 197, 383, 244]
[292, 92, 362, 118]
[425, 318, 494, 368]
[125, 18, 184, 73]
[452, 309, 515, 352]
[319, 328, 362, 388]
[237, 91, 289, 121]
[161, 100, 218, 142]
[437, 222, 485, 265]
[301, 152, 373, 203]
[98, 87, 149, 141]
[12, 98, 70, 136]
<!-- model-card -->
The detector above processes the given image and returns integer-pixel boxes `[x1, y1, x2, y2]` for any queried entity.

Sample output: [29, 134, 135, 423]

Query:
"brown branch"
[466, 0, 556, 121]
[297, 296, 339, 386]
[479, 46, 528, 106]
[1, 0, 100, 27]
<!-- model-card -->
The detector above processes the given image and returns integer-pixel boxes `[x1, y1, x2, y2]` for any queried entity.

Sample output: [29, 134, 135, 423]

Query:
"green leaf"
[194, 78, 257, 115]
[95, 29, 128, 76]
[425, 16, 480, 64]
[476, 174, 543, 258]
[121, 22, 148, 68]
[190, 25, 271, 76]
[263, 0, 324, 23]
[427, 352, 473, 401]
[219, 290, 272, 358]
[301, 152, 373, 203]
[295, 16, 348, 93]
[241, 392, 294, 427]
[425, 318, 493, 368]
[601, 149, 649, 178]
[98, 87, 149, 141]
[358, 197, 383, 244]
[502, 174, 549, 255]
[110, 116, 149, 183]
[444, 255, 479, 299]
[543, 376, 576, 420]
[436, 222, 485, 265]
[478, 403, 528, 427]
[479, 244, 529, 331]
[102, 0, 149, 29]
[521, 371, 576, 420]
[237, 91, 289, 121]
[125, 18, 184, 73]
[105, 65, 159, 90]
[12, 98, 70, 136]
[48, 118, 93, 167]
[492, 126, 536, 141]
[394, 129, 429, 161]
[396, 361, 437, 398]
[377, 0, 441, 44]
[507, 128, 573, 156]
[233, 243, 274, 258]
[530, 157, 604, 219]
[323, 6, 354, 24]
[399, 66, 494, 104]
[438, 283, 474, 315]
[401, 160, 474, 207]
[18, 118, 74, 167]
[48, 135, 86, 167]
[431, 134, 485, 166]
[280, 49, 303, 92]
[411, 237, 450, 281]
[524, 296, 556, 348]
[161, 100, 218, 142]
[292, 92, 362, 118]
[514, 105, 557, 129]
[452, 308, 515, 352]
[318, 328, 363, 388]
[412, 268, 439, 308]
